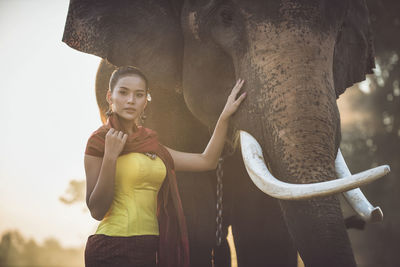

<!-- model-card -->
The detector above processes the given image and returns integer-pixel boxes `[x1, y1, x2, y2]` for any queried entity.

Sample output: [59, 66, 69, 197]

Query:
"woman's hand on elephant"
[165, 78, 246, 172]
[220, 78, 246, 120]
[104, 128, 128, 159]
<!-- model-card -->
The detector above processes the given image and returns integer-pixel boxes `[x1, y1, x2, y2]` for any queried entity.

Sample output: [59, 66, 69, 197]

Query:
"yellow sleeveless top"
[95, 152, 166, 236]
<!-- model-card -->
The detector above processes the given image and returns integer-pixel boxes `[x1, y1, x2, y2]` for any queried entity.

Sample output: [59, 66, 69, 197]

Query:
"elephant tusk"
[239, 130, 391, 200]
[335, 149, 383, 222]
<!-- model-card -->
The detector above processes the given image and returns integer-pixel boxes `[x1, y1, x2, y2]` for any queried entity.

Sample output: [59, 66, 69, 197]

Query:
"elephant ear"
[62, 0, 183, 87]
[333, 0, 375, 98]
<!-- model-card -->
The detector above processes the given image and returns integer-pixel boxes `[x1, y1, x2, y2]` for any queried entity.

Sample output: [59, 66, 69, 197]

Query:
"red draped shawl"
[84, 113, 190, 267]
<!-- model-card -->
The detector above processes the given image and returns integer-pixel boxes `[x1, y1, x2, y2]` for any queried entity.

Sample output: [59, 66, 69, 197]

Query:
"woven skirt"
[84, 234, 159, 267]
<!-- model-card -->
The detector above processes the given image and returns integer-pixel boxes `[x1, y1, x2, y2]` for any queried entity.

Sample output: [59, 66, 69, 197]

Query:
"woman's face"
[108, 74, 147, 123]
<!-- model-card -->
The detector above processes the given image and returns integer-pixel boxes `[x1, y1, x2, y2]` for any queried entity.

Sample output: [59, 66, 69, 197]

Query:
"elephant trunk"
[230, 25, 357, 266]
[232, 30, 340, 184]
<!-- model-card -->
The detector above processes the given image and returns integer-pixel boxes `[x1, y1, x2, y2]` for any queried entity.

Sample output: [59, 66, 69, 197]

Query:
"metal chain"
[216, 157, 224, 246]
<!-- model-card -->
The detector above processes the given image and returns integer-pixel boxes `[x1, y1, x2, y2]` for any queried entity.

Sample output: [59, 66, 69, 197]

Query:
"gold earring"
[106, 104, 113, 117]
[140, 109, 147, 125]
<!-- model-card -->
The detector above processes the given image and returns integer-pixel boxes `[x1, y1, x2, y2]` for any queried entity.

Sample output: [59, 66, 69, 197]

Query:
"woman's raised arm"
[165, 79, 246, 172]
[84, 129, 128, 220]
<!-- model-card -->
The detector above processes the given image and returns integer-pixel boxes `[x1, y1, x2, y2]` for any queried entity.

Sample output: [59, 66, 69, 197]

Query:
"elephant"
[62, 0, 389, 266]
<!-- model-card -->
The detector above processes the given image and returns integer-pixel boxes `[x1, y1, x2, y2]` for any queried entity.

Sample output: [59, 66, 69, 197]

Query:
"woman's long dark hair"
[109, 66, 149, 92]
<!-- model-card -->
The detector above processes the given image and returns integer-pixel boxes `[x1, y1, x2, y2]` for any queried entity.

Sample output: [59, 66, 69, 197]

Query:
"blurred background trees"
[0, 230, 84, 267]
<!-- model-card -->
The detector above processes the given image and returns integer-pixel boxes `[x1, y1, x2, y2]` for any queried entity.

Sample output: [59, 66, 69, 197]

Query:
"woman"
[84, 66, 246, 267]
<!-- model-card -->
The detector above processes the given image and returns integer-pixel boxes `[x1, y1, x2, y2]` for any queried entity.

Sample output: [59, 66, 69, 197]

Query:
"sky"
[0, 0, 370, 249]
[0, 0, 100, 247]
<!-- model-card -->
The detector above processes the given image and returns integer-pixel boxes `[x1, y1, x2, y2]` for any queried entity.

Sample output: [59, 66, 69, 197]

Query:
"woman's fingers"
[233, 79, 240, 89]
[234, 92, 247, 105]
[122, 133, 128, 144]
[231, 79, 245, 99]
[231, 92, 246, 112]
[234, 79, 244, 91]
[107, 128, 127, 141]
[219, 78, 246, 118]
[107, 128, 115, 136]
[221, 78, 246, 116]
[104, 129, 129, 157]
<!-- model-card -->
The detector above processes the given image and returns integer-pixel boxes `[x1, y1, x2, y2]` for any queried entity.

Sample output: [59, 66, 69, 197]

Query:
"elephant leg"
[177, 171, 217, 267]
[213, 231, 232, 267]
[226, 153, 297, 267]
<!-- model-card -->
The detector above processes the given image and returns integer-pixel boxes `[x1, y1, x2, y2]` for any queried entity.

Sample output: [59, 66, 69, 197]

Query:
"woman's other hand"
[164, 78, 246, 172]
[104, 128, 128, 158]
[220, 78, 246, 120]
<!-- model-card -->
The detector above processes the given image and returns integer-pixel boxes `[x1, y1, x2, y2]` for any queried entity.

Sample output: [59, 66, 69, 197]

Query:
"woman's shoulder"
[85, 125, 109, 157]
[89, 124, 110, 139]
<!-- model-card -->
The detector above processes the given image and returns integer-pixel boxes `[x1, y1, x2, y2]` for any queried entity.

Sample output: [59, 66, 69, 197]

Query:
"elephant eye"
[220, 8, 233, 26]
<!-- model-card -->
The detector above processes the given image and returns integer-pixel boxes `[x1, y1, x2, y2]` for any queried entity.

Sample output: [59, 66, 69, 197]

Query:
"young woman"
[84, 66, 246, 267]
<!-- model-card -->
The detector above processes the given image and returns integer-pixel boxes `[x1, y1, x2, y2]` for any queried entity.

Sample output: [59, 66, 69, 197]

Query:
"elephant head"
[63, 0, 389, 266]
[178, 1, 386, 265]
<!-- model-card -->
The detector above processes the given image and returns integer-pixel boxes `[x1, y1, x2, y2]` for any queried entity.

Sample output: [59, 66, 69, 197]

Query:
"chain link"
[216, 157, 224, 246]
[215, 134, 235, 247]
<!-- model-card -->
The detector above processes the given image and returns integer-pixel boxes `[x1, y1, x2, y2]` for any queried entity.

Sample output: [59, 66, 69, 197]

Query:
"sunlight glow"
[358, 77, 371, 94]
[0, 0, 101, 248]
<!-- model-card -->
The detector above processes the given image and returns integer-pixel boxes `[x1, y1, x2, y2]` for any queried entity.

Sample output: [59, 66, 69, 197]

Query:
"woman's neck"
[118, 116, 138, 135]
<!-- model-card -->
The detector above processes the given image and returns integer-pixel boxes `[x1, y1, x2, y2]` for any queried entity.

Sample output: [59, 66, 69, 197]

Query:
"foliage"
[59, 179, 85, 205]
[0, 230, 84, 267]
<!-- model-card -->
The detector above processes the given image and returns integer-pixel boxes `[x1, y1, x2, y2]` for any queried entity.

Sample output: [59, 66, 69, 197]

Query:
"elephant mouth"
[239, 130, 389, 222]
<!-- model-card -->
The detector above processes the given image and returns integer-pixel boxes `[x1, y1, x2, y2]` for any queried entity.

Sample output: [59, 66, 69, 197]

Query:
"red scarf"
[85, 113, 190, 267]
